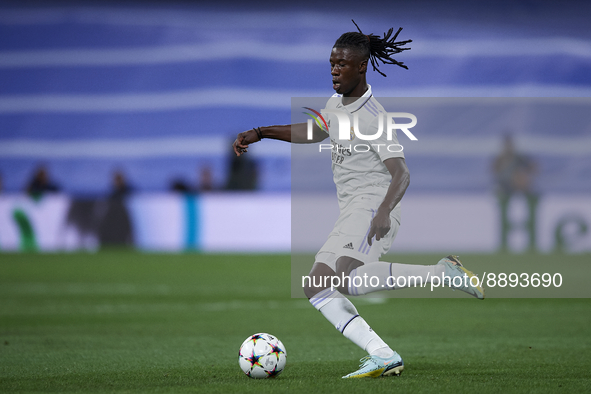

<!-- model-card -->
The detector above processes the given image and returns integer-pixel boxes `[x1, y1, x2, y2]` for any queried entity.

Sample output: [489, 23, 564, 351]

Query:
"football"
[238, 333, 287, 379]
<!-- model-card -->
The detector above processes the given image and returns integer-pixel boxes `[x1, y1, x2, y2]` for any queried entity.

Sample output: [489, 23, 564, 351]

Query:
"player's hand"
[232, 129, 260, 156]
[367, 208, 391, 246]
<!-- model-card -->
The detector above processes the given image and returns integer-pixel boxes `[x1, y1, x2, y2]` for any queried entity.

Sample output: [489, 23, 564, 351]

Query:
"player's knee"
[303, 282, 322, 299]
[335, 256, 364, 277]
[303, 262, 336, 299]
[332, 256, 364, 295]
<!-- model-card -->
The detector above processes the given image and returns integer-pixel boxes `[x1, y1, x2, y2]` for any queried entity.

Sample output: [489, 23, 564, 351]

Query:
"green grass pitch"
[1, 252, 590, 393]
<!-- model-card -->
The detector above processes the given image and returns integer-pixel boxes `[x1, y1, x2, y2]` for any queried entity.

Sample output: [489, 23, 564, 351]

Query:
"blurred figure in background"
[170, 179, 192, 193]
[26, 165, 60, 198]
[225, 143, 258, 191]
[110, 170, 132, 199]
[492, 134, 538, 252]
[199, 166, 214, 192]
[66, 170, 134, 250]
[169, 166, 215, 193]
[98, 170, 134, 247]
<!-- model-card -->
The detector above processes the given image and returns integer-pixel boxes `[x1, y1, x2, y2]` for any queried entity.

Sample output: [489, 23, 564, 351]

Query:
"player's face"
[330, 47, 367, 96]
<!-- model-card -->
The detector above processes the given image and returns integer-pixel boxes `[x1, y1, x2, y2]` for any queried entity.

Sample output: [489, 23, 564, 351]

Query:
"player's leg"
[303, 256, 404, 378]
[340, 213, 440, 295]
[346, 256, 484, 299]
[305, 259, 384, 352]
[303, 200, 406, 378]
[334, 256, 404, 378]
[346, 260, 442, 295]
[340, 212, 484, 298]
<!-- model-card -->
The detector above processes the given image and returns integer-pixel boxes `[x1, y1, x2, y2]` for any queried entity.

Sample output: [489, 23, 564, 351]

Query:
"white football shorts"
[315, 195, 401, 272]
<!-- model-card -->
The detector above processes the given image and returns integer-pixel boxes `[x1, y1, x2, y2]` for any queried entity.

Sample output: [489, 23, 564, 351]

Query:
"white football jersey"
[320, 85, 405, 211]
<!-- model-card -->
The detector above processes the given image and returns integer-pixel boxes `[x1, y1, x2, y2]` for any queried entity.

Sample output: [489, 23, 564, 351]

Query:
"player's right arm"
[233, 122, 328, 156]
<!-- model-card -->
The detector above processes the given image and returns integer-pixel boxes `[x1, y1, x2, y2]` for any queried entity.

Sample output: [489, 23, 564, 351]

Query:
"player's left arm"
[233, 122, 328, 157]
[367, 157, 410, 246]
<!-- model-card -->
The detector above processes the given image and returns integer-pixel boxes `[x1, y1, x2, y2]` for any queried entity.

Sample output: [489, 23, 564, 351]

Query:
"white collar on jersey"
[334, 84, 373, 113]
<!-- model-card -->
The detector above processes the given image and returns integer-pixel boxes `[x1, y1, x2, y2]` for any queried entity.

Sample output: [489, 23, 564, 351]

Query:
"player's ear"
[359, 58, 368, 74]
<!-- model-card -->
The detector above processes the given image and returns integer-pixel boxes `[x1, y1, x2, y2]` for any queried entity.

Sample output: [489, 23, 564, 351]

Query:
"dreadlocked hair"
[333, 19, 412, 77]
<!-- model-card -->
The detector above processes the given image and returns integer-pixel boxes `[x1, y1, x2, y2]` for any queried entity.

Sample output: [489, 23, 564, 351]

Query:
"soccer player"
[232, 21, 484, 379]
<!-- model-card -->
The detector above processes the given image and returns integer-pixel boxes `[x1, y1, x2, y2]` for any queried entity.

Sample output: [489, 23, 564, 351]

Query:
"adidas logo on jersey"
[343, 242, 354, 249]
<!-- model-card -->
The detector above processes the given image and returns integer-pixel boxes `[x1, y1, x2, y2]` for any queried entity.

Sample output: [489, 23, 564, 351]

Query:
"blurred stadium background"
[0, 0, 590, 254]
[2, 2, 591, 392]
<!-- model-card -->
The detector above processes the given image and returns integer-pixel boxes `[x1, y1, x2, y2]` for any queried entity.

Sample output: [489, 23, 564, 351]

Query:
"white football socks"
[348, 262, 444, 295]
[309, 288, 358, 332]
[309, 288, 394, 358]
[342, 315, 394, 359]
[307, 262, 443, 359]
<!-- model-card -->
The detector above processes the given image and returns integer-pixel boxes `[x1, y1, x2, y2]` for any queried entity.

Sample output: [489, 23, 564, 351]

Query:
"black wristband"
[254, 127, 263, 140]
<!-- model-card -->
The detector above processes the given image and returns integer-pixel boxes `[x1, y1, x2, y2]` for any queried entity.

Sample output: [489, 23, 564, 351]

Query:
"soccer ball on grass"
[238, 333, 286, 378]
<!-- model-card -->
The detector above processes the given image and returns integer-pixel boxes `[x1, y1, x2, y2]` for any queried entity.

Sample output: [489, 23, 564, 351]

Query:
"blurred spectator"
[170, 166, 215, 193]
[225, 145, 258, 190]
[493, 134, 537, 195]
[26, 165, 60, 198]
[170, 179, 192, 193]
[99, 170, 134, 247]
[492, 134, 538, 252]
[110, 170, 132, 199]
[199, 167, 214, 192]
